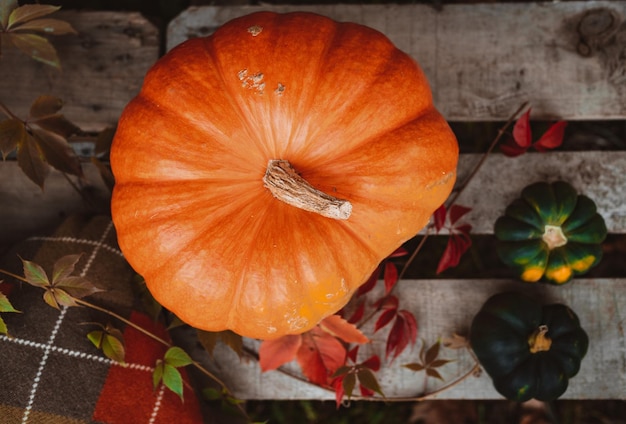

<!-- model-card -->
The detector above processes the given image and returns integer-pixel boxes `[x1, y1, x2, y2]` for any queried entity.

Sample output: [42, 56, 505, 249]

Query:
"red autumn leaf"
[374, 308, 397, 332]
[534, 120, 567, 151]
[389, 247, 409, 258]
[333, 376, 346, 408]
[436, 231, 472, 274]
[347, 300, 365, 324]
[434, 204, 446, 232]
[374, 294, 398, 310]
[449, 205, 472, 226]
[512, 108, 532, 148]
[356, 264, 380, 296]
[502, 107, 567, 156]
[258, 334, 302, 371]
[386, 310, 418, 360]
[361, 355, 381, 372]
[383, 261, 398, 295]
[297, 327, 346, 386]
[319, 314, 369, 344]
[500, 140, 528, 157]
[347, 345, 359, 363]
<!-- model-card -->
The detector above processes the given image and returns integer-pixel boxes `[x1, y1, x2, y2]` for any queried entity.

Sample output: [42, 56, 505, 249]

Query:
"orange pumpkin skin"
[111, 12, 458, 339]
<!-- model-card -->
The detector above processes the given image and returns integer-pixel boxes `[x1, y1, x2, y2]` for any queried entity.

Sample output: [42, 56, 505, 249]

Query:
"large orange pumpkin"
[111, 12, 458, 339]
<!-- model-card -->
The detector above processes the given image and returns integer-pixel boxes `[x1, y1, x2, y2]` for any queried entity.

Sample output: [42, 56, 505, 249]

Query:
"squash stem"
[529, 325, 552, 353]
[542, 225, 568, 250]
[263, 159, 352, 220]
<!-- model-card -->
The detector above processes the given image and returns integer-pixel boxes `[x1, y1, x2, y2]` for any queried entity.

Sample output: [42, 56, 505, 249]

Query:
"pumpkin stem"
[542, 225, 568, 250]
[263, 159, 352, 220]
[528, 325, 552, 353]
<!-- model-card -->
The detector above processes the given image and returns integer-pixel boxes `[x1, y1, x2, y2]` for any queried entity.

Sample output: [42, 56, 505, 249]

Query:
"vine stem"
[446, 101, 529, 208]
[0, 101, 20, 120]
[0, 267, 246, 417]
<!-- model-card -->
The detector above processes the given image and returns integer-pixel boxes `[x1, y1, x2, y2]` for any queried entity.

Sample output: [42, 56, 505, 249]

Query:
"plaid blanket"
[0, 215, 204, 423]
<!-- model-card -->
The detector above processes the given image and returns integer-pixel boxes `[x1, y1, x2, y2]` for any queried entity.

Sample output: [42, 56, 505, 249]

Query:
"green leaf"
[11, 18, 76, 35]
[356, 368, 385, 398]
[7, 4, 61, 28]
[17, 133, 49, 189]
[87, 329, 105, 348]
[32, 129, 82, 176]
[0, 0, 17, 29]
[342, 372, 356, 399]
[202, 387, 222, 401]
[0, 316, 8, 336]
[162, 363, 184, 400]
[153, 360, 164, 389]
[22, 258, 50, 288]
[29, 95, 63, 119]
[0, 289, 20, 336]
[0, 291, 19, 313]
[0, 119, 26, 160]
[45, 287, 78, 309]
[8, 33, 60, 69]
[164, 346, 192, 368]
[331, 365, 352, 378]
[102, 332, 125, 363]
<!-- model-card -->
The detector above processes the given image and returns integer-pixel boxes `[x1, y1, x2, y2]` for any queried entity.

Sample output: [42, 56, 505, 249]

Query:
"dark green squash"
[495, 181, 607, 284]
[470, 292, 589, 402]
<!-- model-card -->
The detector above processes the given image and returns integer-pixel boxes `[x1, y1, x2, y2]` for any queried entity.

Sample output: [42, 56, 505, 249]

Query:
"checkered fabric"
[0, 215, 204, 423]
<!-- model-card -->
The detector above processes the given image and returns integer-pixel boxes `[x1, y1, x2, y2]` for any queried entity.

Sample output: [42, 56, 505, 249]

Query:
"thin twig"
[0, 101, 20, 121]
[446, 101, 529, 208]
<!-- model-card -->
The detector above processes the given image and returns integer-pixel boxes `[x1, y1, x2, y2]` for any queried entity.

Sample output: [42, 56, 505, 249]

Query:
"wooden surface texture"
[0, 11, 159, 132]
[1, 2, 625, 401]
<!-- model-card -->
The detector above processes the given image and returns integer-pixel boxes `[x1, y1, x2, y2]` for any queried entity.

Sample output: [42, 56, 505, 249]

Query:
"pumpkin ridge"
[201, 37, 275, 158]
[297, 29, 429, 162]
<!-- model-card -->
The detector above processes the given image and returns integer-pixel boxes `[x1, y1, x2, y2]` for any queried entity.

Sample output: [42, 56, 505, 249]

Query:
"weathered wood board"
[168, 2, 626, 121]
[0, 11, 159, 132]
[0, 163, 110, 248]
[183, 277, 626, 400]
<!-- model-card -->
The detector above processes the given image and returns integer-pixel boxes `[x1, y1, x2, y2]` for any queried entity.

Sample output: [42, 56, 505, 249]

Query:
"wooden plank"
[0, 11, 159, 132]
[167, 2, 626, 121]
[456, 151, 626, 234]
[0, 163, 110, 248]
[1, 150, 624, 245]
[181, 277, 626, 400]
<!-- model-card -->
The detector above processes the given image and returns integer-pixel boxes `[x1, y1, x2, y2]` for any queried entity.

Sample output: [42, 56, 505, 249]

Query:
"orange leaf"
[320, 315, 368, 344]
[297, 327, 346, 386]
[258, 334, 301, 372]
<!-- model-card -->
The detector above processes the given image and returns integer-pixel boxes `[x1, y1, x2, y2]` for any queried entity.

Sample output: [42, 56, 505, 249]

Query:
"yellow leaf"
[7, 4, 60, 29]
[9, 32, 60, 69]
